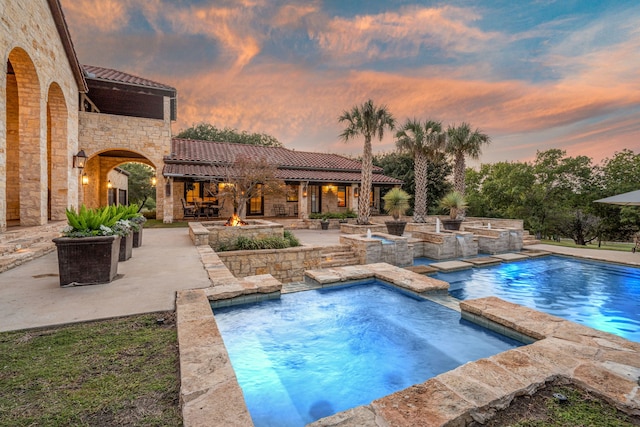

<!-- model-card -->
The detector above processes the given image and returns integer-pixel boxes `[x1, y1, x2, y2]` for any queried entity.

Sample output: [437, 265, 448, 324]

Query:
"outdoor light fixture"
[73, 150, 87, 169]
[82, 173, 89, 186]
[107, 180, 113, 189]
[151, 177, 157, 186]
[354, 186, 360, 198]
[302, 182, 308, 197]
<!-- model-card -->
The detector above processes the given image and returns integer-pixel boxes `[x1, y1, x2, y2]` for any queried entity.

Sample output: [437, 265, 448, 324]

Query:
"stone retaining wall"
[339, 233, 412, 267]
[217, 246, 322, 283]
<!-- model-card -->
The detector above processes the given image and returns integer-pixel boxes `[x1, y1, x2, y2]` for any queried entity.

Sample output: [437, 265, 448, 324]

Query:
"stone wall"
[411, 230, 478, 259]
[217, 246, 322, 283]
[464, 226, 523, 254]
[198, 219, 284, 250]
[340, 233, 413, 267]
[1, 0, 80, 229]
[78, 106, 170, 219]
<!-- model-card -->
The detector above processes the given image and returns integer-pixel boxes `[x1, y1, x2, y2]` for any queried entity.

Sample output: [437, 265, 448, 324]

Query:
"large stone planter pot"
[442, 219, 463, 231]
[320, 221, 329, 230]
[385, 221, 407, 236]
[53, 235, 121, 286]
[133, 228, 143, 248]
[119, 233, 133, 261]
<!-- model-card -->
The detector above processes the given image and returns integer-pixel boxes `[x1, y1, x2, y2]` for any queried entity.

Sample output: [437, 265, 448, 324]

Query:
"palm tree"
[395, 119, 446, 223]
[445, 122, 491, 197]
[339, 99, 395, 224]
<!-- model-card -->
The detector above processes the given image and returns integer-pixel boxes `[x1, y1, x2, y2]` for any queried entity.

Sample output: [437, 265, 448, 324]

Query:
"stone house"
[164, 139, 402, 220]
[0, 0, 399, 228]
[1, 0, 177, 230]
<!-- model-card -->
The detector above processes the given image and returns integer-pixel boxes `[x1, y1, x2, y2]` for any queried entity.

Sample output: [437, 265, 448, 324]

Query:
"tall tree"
[176, 123, 283, 147]
[395, 119, 446, 222]
[218, 155, 285, 218]
[445, 122, 491, 197]
[339, 99, 395, 224]
[119, 162, 156, 211]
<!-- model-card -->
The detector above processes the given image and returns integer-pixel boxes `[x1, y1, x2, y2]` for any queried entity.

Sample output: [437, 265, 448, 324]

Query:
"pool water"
[213, 282, 521, 427]
[435, 256, 640, 342]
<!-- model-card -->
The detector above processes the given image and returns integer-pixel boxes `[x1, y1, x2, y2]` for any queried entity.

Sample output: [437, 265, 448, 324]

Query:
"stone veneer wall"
[78, 105, 171, 220]
[1, 0, 81, 230]
[217, 246, 323, 283]
[340, 233, 413, 267]
[464, 226, 523, 254]
[199, 220, 284, 250]
[411, 231, 478, 259]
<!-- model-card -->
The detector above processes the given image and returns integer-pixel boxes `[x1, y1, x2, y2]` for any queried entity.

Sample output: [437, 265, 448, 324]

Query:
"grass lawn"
[144, 219, 188, 228]
[0, 313, 181, 427]
[541, 239, 634, 252]
[478, 380, 640, 426]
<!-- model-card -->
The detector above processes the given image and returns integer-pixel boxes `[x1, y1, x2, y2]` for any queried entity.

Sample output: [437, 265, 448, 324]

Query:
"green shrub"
[284, 230, 300, 247]
[215, 232, 302, 251]
[308, 210, 356, 220]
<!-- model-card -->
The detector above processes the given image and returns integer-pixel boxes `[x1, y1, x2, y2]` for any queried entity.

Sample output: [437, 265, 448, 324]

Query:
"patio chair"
[181, 198, 199, 219]
[272, 204, 286, 217]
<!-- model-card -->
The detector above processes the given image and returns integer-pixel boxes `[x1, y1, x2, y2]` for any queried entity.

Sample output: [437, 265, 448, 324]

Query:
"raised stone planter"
[190, 219, 284, 249]
[217, 246, 323, 283]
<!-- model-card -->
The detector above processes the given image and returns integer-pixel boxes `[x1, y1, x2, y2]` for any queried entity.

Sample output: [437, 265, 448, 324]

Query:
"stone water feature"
[411, 230, 478, 260]
[340, 232, 412, 267]
[463, 225, 523, 254]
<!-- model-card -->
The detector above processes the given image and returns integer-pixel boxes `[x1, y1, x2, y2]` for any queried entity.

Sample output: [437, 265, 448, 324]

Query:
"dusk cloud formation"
[61, 0, 640, 164]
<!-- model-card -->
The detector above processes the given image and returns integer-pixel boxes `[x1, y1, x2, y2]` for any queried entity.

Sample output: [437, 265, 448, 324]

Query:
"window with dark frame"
[286, 184, 299, 202]
[337, 185, 346, 207]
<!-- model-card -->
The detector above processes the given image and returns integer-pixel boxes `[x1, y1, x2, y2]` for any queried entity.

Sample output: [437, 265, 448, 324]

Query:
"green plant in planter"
[63, 205, 124, 237]
[439, 191, 468, 219]
[382, 188, 411, 221]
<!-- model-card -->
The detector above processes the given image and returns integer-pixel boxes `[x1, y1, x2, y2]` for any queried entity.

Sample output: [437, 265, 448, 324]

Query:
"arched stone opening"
[47, 82, 69, 221]
[80, 149, 156, 209]
[7, 48, 43, 226]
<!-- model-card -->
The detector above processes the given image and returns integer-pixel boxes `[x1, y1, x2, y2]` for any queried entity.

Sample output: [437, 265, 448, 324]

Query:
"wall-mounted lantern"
[73, 150, 87, 170]
[107, 180, 113, 189]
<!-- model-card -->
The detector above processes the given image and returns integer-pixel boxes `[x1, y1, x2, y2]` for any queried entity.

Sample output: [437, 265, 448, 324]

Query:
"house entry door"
[310, 185, 321, 213]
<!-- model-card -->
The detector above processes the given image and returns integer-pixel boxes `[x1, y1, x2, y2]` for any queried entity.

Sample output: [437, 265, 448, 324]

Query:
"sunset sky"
[60, 0, 640, 165]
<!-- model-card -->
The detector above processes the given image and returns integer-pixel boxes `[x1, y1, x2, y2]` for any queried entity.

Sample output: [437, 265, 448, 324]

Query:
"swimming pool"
[433, 255, 640, 342]
[213, 282, 521, 427]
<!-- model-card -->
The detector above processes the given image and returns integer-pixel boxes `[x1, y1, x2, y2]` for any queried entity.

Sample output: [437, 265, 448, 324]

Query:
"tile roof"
[163, 139, 402, 185]
[83, 65, 176, 92]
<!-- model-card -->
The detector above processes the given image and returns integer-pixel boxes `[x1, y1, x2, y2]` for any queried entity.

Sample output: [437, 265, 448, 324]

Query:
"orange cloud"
[310, 5, 502, 64]
[60, 0, 128, 33]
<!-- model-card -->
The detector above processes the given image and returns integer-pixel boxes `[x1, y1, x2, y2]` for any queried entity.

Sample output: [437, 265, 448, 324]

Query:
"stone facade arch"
[78, 102, 170, 219]
[1, 0, 81, 231]
[80, 149, 157, 209]
[7, 48, 43, 226]
[47, 82, 69, 220]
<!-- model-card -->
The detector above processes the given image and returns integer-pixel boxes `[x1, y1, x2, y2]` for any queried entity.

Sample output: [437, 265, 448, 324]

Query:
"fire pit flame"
[225, 213, 248, 227]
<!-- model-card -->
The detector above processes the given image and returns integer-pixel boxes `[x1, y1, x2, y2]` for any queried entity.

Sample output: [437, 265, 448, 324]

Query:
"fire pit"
[202, 219, 284, 249]
[225, 213, 248, 227]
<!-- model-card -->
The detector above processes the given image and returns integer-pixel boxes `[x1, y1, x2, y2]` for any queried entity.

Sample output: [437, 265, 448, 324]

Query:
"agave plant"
[439, 191, 467, 220]
[63, 205, 124, 237]
[382, 188, 411, 221]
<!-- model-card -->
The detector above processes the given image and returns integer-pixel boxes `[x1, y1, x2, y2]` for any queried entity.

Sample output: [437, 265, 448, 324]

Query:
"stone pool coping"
[178, 248, 640, 426]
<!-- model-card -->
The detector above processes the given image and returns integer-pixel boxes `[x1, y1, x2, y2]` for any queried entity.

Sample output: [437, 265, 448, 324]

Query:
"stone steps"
[522, 230, 540, 246]
[320, 244, 359, 268]
[0, 222, 64, 272]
